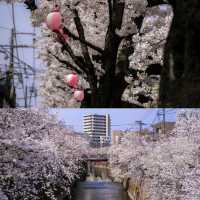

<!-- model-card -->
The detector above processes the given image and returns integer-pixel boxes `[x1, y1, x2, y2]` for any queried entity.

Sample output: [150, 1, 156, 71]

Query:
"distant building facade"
[64, 131, 86, 146]
[112, 130, 125, 145]
[152, 122, 175, 135]
[83, 114, 111, 147]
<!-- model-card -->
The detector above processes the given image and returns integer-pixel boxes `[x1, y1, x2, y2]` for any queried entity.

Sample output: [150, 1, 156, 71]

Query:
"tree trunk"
[159, 0, 200, 107]
[89, 0, 126, 108]
[96, 28, 122, 107]
[84, 46, 133, 108]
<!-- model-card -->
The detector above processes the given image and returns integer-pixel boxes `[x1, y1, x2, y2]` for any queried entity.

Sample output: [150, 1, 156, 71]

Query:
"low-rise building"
[152, 122, 175, 135]
[64, 131, 87, 146]
[112, 130, 125, 145]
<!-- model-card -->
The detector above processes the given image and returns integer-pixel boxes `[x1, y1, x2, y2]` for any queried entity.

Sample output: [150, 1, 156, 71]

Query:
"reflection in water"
[72, 180, 130, 200]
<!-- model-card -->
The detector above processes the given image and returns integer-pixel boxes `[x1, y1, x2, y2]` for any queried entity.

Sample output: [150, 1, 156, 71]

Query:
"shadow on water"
[72, 161, 130, 200]
[72, 177, 130, 200]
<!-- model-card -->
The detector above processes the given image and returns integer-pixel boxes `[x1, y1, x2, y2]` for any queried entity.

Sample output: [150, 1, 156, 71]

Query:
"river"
[72, 178, 130, 200]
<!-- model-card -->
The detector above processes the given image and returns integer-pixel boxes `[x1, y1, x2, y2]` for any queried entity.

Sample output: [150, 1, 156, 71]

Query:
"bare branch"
[72, 8, 98, 94]
[72, 9, 94, 70]
[134, 15, 145, 33]
[62, 27, 103, 54]
[147, 0, 170, 7]
[48, 50, 86, 75]
[54, 31, 88, 72]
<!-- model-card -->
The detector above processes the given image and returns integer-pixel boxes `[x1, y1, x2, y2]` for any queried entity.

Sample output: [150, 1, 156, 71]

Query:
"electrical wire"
[0, 26, 11, 31]
[0, 46, 35, 72]
[1, 3, 38, 107]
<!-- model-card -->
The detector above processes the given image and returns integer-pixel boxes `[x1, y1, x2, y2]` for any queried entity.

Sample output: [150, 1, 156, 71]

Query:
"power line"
[15, 32, 36, 36]
[157, 108, 166, 134]
[0, 3, 38, 108]
[0, 39, 37, 107]
[0, 26, 11, 31]
[0, 46, 35, 72]
[0, 45, 34, 48]
[111, 123, 133, 127]
[135, 120, 147, 136]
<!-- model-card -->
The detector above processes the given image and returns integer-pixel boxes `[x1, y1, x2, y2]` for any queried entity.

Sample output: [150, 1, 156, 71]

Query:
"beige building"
[64, 131, 86, 146]
[112, 130, 125, 145]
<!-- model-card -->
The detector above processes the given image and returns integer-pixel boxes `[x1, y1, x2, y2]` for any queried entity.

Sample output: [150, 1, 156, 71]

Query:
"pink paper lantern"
[46, 11, 61, 31]
[64, 74, 78, 88]
[74, 90, 84, 102]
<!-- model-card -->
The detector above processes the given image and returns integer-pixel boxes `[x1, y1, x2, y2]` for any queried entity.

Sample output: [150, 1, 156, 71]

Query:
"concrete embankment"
[92, 165, 146, 200]
[122, 177, 146, 200]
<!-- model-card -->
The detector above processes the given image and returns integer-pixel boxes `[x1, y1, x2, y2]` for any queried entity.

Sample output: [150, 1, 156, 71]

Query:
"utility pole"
[6, 28, 16, 107]
[25, 85, 28, 108]
[0, 2, 36, 107]
[9, 28, 14, 82]
[135, 120, 146, 136]
[163, 108, 166, 135]
[1, 31, 37, 107]
[157, 109, 166, 134]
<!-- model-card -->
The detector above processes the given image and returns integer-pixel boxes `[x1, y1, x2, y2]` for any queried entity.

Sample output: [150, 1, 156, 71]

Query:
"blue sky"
[0, 2, 33, 45]
[49, 108, 176, 133]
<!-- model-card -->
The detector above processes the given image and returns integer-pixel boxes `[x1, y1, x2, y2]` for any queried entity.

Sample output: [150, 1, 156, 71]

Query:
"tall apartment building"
[83, 114, 111, 147]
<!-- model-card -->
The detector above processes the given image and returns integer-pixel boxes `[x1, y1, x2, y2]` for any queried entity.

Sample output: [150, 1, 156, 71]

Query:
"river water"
[72, 179, 130, 200]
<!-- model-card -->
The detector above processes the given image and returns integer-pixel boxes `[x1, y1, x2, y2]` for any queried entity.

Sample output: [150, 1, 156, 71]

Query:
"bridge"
[86, 157, 108, 162]
[85, 154, 108, 162]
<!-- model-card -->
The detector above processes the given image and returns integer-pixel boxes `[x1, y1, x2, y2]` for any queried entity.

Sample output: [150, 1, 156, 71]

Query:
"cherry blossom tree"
[0, 109, 89, 199]
[4, 1, 199, 107]
[3, 0, 173, 107]
[109, 110, 200, 199]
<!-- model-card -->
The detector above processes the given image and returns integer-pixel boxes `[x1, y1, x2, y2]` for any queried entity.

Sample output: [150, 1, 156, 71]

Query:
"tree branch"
[113, 0, 125, 29]
[54, 28, 86, 70]
[134, 15, 145, 34]
[147, 0, 170, 7]
[62, 26, 103, 54]
[55, 31, 88, 73]
[107, 0, 113, 28]
[48, 50, 86, 75]
[54, 30, 97, 104]
[72, 9, 94, 70]
[72, 9, 98, 101]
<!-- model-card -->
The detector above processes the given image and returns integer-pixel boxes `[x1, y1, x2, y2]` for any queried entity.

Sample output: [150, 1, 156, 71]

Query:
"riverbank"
[88, 165, 139, 200]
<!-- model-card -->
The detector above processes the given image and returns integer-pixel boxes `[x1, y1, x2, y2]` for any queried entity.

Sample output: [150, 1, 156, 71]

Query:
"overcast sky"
[49, 108, 177, 133]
